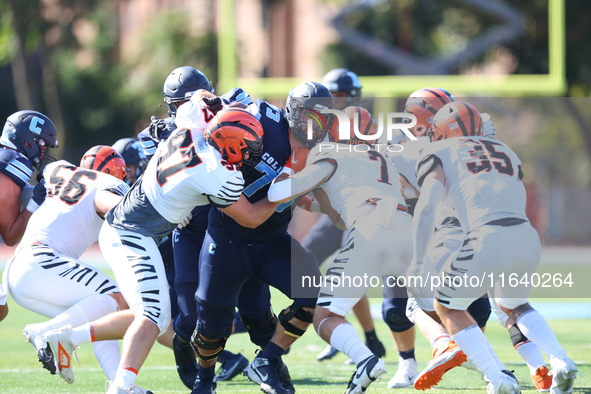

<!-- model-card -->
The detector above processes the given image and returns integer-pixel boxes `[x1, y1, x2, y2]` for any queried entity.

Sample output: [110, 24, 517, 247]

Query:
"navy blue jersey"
[0, 148, 33, 189]
[209, 99, 293, 242]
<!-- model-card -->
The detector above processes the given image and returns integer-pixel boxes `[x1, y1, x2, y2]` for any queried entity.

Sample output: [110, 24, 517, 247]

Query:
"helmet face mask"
[204, 108, 264, 167]
[285, 82, 335, 149]
[80, 145, 127, 182]
[0, 110, 59, 170]
[163, 66, 214, 117]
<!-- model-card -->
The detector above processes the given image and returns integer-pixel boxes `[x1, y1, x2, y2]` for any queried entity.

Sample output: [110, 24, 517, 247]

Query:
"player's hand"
[26, 179, 47, 213]
[177, 212, 193, 230]
[148, 116, 169, 141]
[203, 96, 223, 116]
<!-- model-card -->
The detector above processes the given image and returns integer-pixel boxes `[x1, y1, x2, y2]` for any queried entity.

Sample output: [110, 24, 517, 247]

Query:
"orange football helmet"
[430, 102, 483, 142]
[328, 106, 378, 145]
[80, 145, 127, 181]
[204, 108, 264, 166]
[404, 87, 455, 137]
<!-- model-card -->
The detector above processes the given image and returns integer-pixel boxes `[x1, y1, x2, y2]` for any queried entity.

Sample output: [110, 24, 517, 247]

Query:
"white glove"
[177, 212, 193, 230]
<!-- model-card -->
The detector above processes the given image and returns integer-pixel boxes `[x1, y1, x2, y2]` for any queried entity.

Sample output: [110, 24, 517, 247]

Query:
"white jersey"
[108, 111, 244, 238]
[417, 136, 527, 233]
[19, 160, 129, 259]
[307, 144, 406, 228]
[388, 136, 431, 192]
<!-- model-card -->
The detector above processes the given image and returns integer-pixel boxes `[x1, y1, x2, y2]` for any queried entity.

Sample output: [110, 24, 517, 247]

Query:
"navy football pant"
[196, 226, 319, 340]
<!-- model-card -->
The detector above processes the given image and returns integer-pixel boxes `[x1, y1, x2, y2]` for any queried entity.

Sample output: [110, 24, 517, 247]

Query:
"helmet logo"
[29, 117, 45, 134]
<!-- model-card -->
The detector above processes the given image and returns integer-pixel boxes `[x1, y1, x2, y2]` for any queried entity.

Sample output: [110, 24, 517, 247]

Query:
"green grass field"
[0, 285, 589, 394]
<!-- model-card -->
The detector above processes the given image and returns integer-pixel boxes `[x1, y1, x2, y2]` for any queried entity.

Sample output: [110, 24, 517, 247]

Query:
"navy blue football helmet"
[111, 137, 148, 185]
[163, 66, 214, 117]
[0, 110, 59, 170]
[321, 68, 362, 107]
[285, 81, 335, 149]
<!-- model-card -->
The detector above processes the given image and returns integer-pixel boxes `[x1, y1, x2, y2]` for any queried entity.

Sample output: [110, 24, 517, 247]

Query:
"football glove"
[26, 179, 47, 213]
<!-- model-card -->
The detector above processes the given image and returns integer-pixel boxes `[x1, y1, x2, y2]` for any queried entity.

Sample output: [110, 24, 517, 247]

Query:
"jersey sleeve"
[415, 145, 444, 188]
[205, 169, 245, 208]
[306, 144, 337, 167]
[0, 149, 33, 189]
[221, 88, 252, 106]
[104, 180, 131, 197]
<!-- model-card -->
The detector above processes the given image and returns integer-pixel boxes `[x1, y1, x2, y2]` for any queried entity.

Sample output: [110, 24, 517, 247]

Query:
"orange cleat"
[532, 366, 552, 392]
[414, 341, 467, 390]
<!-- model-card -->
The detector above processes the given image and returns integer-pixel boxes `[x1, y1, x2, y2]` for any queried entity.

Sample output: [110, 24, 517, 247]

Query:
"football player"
[306, 68, 387, 364]
[394, 89, 552, 392]
[40, 107, 277, 394]
[385, 88, 490, 389]
[0, 110, 57, 322]
[411, 102, 577, 394]
[192, 82, 332, 394]
[135, 66, 253, 388]
[268, 106, 412, 394]
[7, 146, 130, 386]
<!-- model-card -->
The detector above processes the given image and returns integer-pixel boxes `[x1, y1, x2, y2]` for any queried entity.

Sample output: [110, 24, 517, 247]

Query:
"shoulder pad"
[0, 148, 33, 188]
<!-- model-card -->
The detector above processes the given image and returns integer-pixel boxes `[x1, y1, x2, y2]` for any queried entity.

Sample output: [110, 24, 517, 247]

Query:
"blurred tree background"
[0, 0, 217, 161]
[0, 0, 590, 164]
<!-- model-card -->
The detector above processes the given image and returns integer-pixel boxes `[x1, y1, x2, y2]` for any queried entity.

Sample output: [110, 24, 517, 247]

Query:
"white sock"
[113, 367, 137, 389]
[70, 323, 93, 346]
[93, 340, 121, 381]
[453, 325, 503, 387]
[516, 310, 566, 361]
[330, 323, 374, 365]
[35, 294, 119, 333]
[515, 341, 546, 375]
[430, 334, 452, 349]
[486, 340, 507, 370]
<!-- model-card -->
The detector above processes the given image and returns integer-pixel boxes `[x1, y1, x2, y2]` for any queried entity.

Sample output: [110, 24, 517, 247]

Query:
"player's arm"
[268, 161, 335, 204]
[219, 194, 279, 229]
[313, 188, 347, 231]
[412, 164, 446, 265]
[94, 183, 130, 219]
[0, 173, 33, 246]
[94, 191, 124, 219]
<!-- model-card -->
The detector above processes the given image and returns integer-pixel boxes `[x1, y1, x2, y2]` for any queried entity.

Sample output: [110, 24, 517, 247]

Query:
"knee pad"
[240, 307, 278, 347]
[508, 324, 529, 348]
[467, 296, 492, 328]
[190, 329, 228, 361]
[382, 298, 414, 332]
[279, 302, 314, 338]
[195, 297, 235, 342]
